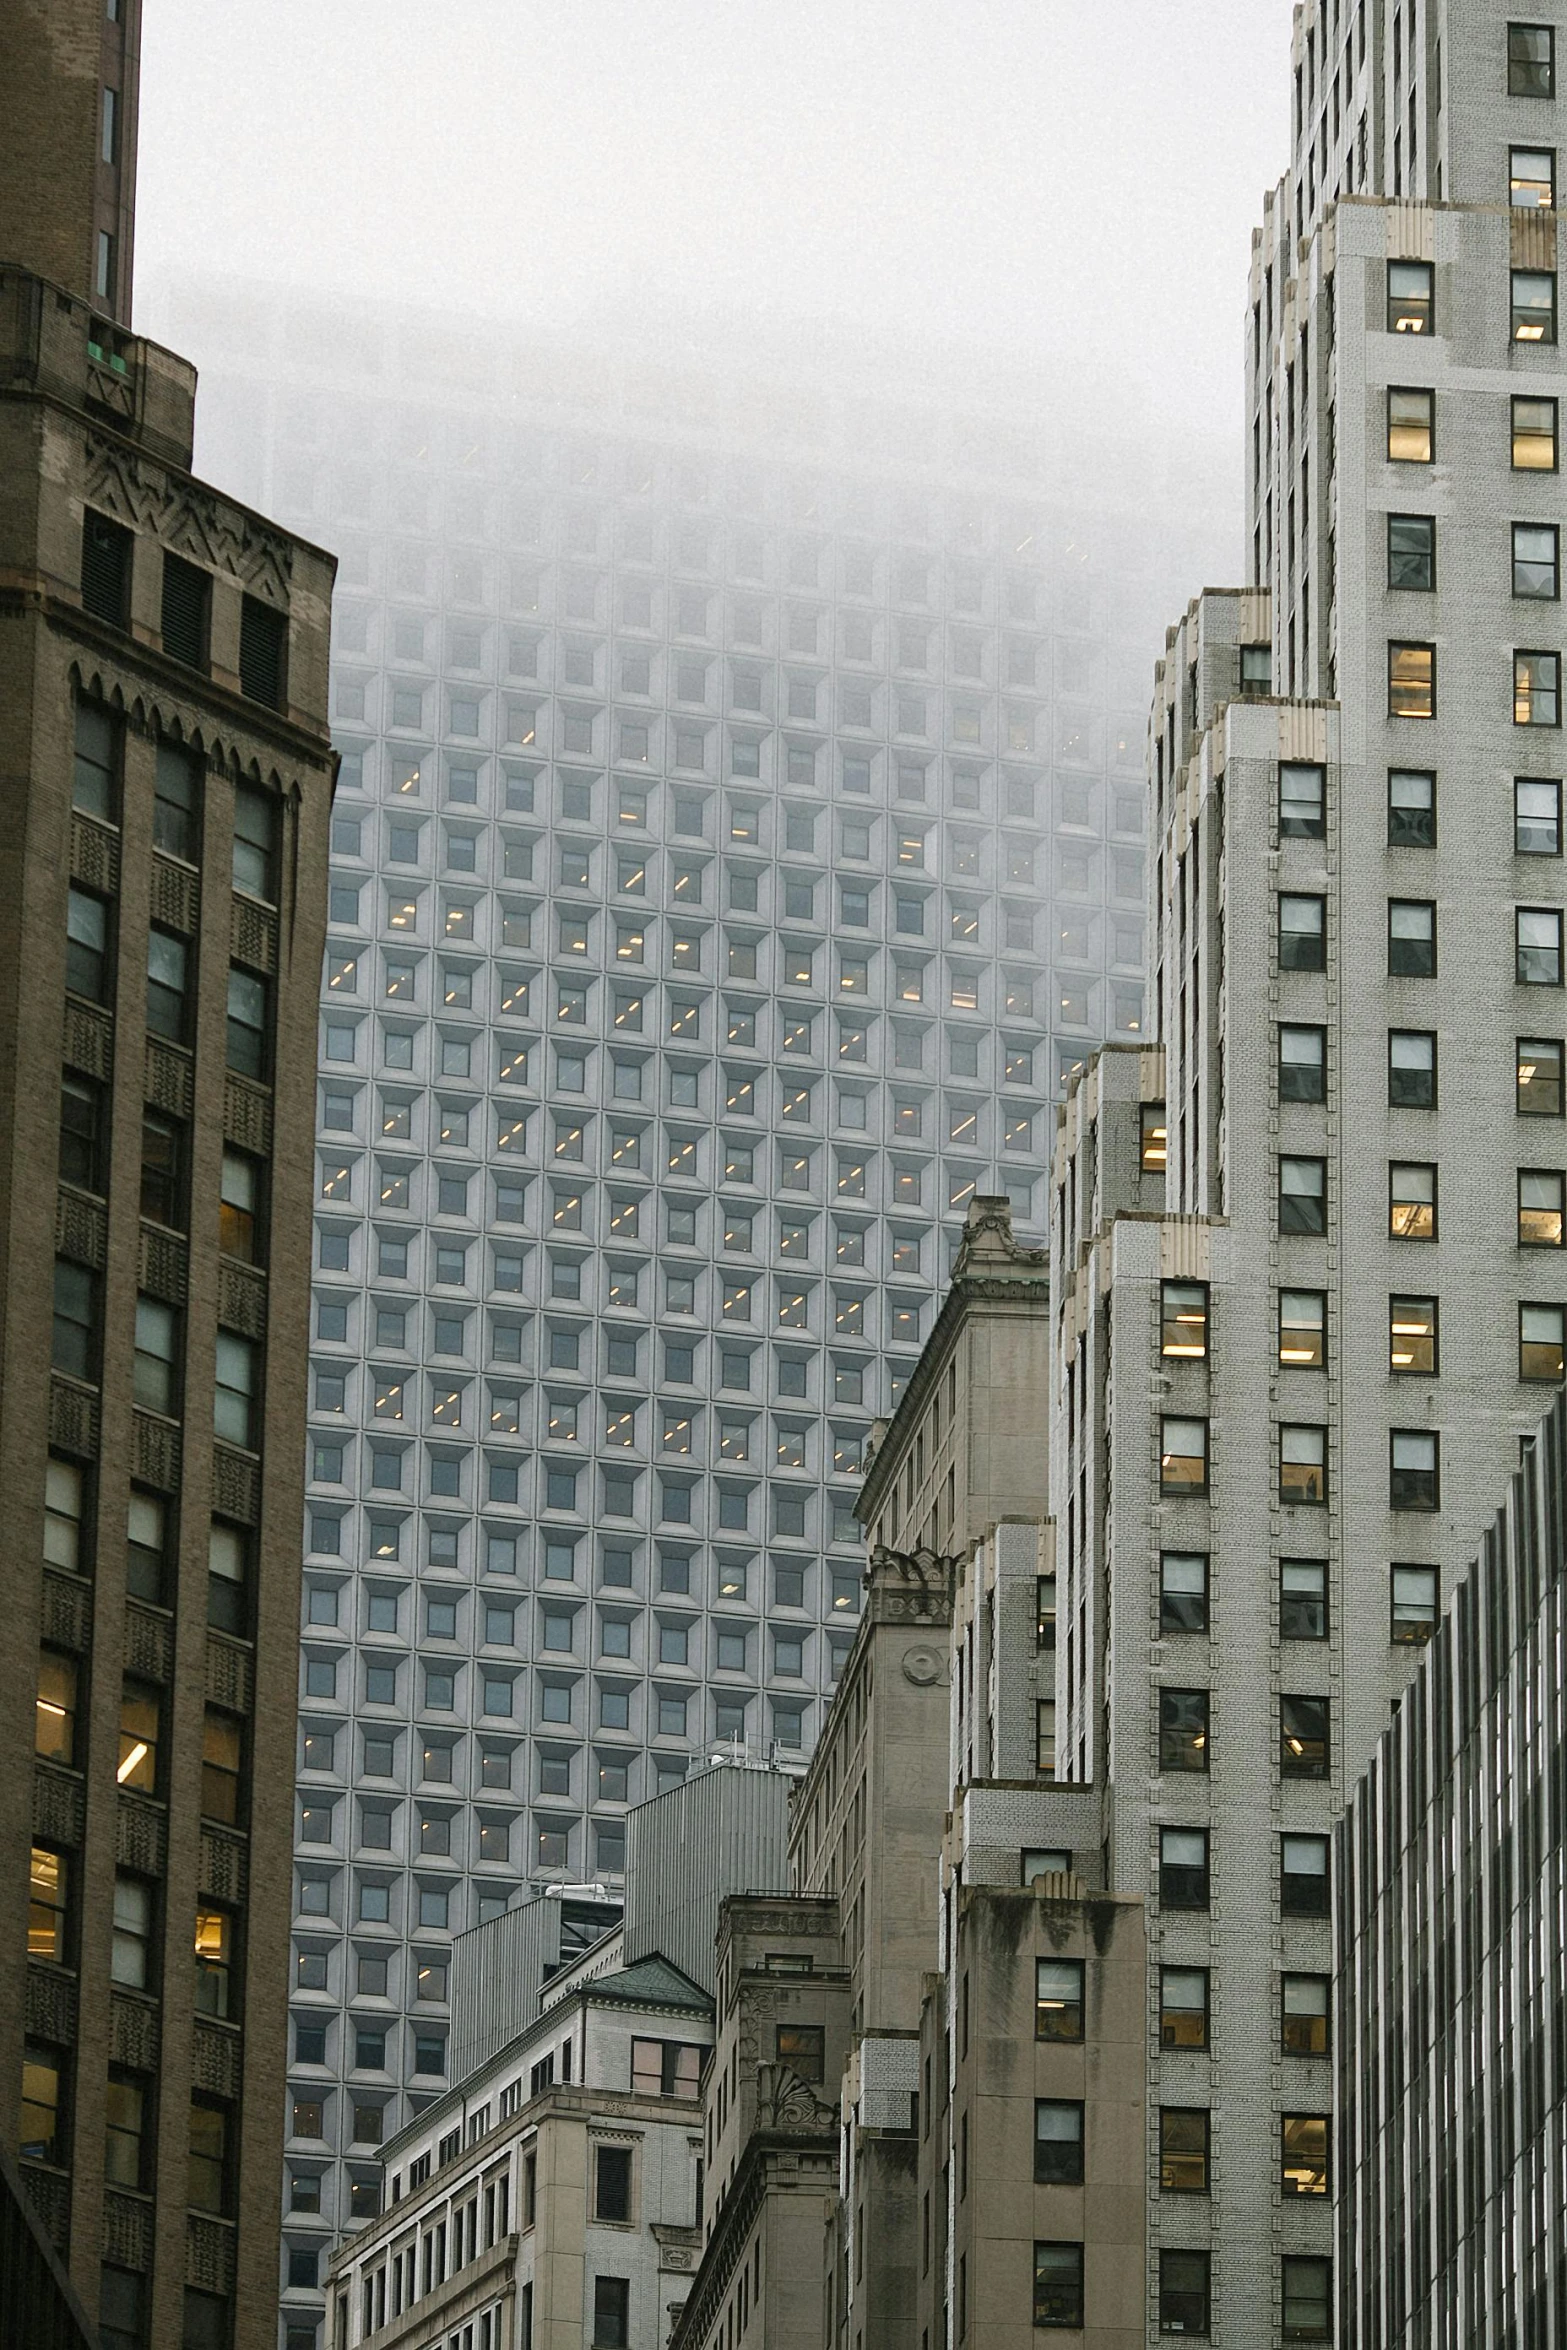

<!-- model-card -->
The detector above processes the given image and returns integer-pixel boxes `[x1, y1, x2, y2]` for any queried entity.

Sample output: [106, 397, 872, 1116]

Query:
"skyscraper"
[141, 284, 1218, 2334]
[0, 9, 335, 2350]
[1053, 4, 1567, 2341]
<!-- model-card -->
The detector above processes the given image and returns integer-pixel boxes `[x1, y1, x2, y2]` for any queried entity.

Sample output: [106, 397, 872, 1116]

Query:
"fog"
[137, 0, 1293, 530]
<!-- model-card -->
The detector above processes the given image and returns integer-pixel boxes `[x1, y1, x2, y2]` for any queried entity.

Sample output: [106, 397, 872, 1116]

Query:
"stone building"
[134, 275, 1222, 2318]
[1336, 1384, 1567, 2350]
[0, 8, 335, 2349]
[1051, 3, 1567, 2341]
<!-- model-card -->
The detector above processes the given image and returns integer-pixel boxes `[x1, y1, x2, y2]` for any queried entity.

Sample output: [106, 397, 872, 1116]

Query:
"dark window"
[1159, 1966, 1209, 2050]
[1280, 1559, 1328, 1640]
[139, 1109, 185, 1227]
[21, 2041, 67, 2163]
[1159, 2250, 1211, 2337]
[1033, 2099, 1084, 2185]
[226, 967, 269, 1079]
[1158, 2107, 1210, 2194]
[1520, 1036, 1564, 1113]
[1388, 769, 1436, 845]
[594, 2145, 632, 2223]
[201, 1708, 243, 1825]
[233, 786, 279, 901]
[1516, 778, 1562, 853]
[52, 1259, 100, 1380]
[1511, 24, 1557, 96]
[1280, 1424, 1327, 1504]
[1282, 2255, 1333, 2343]
[1513, 269, 1558, 343]
[1391, 1429, 1440, 1509]
[66, 886, 110, 1001]
[81, 509, 132, 627]
[775, 2024, 824, 2084]
[1518, 906, 1564, 982]
[146, 928, 190, 1042]
[1388, 900, 1436, 976]
[1281, 1695, 1330, 1779]
[1520, 1300, 1566, 1378]
[238, 595, 288, 707]
[1388, 513, 1435, 590]
[1279, 762, 1325, 836]
[1389, 1030, 1436, 1108]
[1159, 1826, 1209, 1911]
[1514, 522, 1561, 600]
[160, 553, 211, 669]
[1280, 1834, 1330, 1917]
[1387, 260, 1433, 334]
[1279, 1156, 1327, 1234]
[1032, 2243, 1084, 2329]
[1158, 1688, 1209, 1774]
[187, 2094, 233, 2214]
[153, 740, 201, 860]
[1278, 893, 1326, 969]
[60, 1071, 107, 1192]
[591, 2276, 629, 2349]
[72, 698, 119, 821]
[1159, 1552, 1209, 1633]
[1278, 1024, 1326, 1101]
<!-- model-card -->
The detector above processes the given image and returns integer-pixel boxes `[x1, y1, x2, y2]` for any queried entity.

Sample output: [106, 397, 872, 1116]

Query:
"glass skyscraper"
[144, 285, 1217, 2341]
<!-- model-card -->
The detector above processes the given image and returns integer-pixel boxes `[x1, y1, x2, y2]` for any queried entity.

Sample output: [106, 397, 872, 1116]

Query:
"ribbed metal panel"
[623, 1762, 791, 1991]
[449, 1888, 621, 2086]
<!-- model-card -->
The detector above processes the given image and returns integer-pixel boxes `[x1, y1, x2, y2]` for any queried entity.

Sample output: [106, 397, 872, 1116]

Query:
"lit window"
[1159, 1967, 1209, 2050]
[1520, 1301, 1566, 1378]
[1388, 641, 1435, 718]
[1282, 2115, 1329, 2198]
[1389, 1295, 1437, 1373]
[1513, 268, 1558, 343]
[1278, 1290, 1325, 1367]
[1513, 395, 1559, 470]
[1140, 1103, 1167, 1171]
[1160, 1280, 1208, 1358]
[1159, 2107, 1210, 2194]
[1159, 1417, 1208, 1494]
[1386, 259, 1433, 334]
[1519, 1167, 1565, 1243]
[1387, 386, 1434, 462]
[1282, 1974, 1330, 2055]
[1281, 1695, 1329, 1780]
[1279, 1424, 1326, 1505]
[1158, 1688, 1209, 1774]
[1034, 1959, 1083, 2042]
[1391, 1565, 1439, 1646]
[1518, 1035, 1564, 1113]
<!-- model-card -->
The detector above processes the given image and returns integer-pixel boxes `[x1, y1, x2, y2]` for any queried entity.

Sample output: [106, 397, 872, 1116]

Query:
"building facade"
[1336, 1386, 1567, 2350]
[130, 281, 1219, 2328]
[0, 10, 336, 2350]
[1051, 3, 1567, 2342]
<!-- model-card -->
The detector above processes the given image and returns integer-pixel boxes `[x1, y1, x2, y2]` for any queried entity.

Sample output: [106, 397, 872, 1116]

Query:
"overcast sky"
[137, 0, 1292, 468]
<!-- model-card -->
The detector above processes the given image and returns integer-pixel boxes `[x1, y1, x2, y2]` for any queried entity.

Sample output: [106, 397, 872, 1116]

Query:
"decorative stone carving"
[206, 1634, 253, 1714]
[85, 433, 295, 599]
[139, 1221, 188, 1305]
[149, 854, 199, 935]
[124, 1602, 173, 1683]
[48, 1376, 99, 1458]
[231, 895, 278, 976]
[145, 1036, 194, 1118]
[211, 1445, 260, 1526]
[223, 1071, 272, 1154]
[131, 1410, 181, 1492]
[63, 998, 113, 1079]
[56, 1187, 107, 1269]
[901, 1642, 946, 1686]
[217, 1258, 267, 1341]
[754, 2062, 838, 2131]
[70, 809, 119, 894]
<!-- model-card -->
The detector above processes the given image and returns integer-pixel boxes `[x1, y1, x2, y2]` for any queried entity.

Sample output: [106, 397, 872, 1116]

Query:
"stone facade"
[0, 25, 335, 2350]
[1052, 3, 1567, 2342]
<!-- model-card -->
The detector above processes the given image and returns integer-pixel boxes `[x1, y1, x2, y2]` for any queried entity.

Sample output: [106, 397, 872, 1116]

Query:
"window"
[111, 1877, 152, 1987]
[1387, 386, 1433, 462]
[1035, 1959, 1084, 2042]
[1510, 23, 1557, 96]
[52, 1259, 100, 1379]
[1282, 2115, 1329, 2197]
[1519, 906, 1564, 982]
[1515, 522, 1561, 602]
[1388, 769, 1436, 846]
[1392, 1425, 1442, 1510]
[194, 1908, 235, 2017]
[1516, 777, 1562, 852]
[1514, 395, 1559, 470]
[1280, 1558, 1327, 1640]
[59, 1071, 106, 1193]
[1280, 1833, 1330, 1917]
[776, 2024, 825, 2083]
[1388, 512, 1435, 590]
[201, 1710, 243, 1823]
[1033, 2243, 1084, 2329]
[1278, 1024, 1326, 1102]
[1519, 1036, 1564, 1112]
[1282, 2255, 1333, 2344]
[1389, 642, 1435, 718]
[1033, 2099, 1084, 2185]
[1278, 1290, 1325, 1368]
[1158, 1689, 1208, 1774]
[1280, 1972, 1331, 2057]
[1278, 894, 1326, 969]
[630, 2039, 704, 2098]
[66, 886, 110, 1000]
[21, 2041, 66, 2163]
[1520, 1300, 1566, 1377]
[1159, 1967, 1209, 2050]
[1387, 259, 1433, 334]
[1159, 2107, 1210, 2194]
[1159, 1417, 1208, 1495]
[1280, 1425, 1326, 1504]
[1517, 649, 1562, 725]
[226, 967, 269, 1078]
[81, 507, 131, 626]
[1159, 1553, 1209, 1633]
[595, 2144, 632, 2223]
[239, 596, 287, 707]
[72, 697, 118, 821]
[1388, 900, 1436, 976]
[1519, 1167, 1564, 1242]
[1389, 1030, 1436, 1108]
[1280, 1695, 1329, 1780]
[1159, 1826, 1209, 1910]
[153, 738, 201, 856]
[214, 1330, 258, 1448]
[1279, 1156, 1327, 1234]
[1514, 269, 1558, 343]
[133, 1295, 178, 1414]
[28, 1846, 69, 1962]
[104, 2068, 148, 2189]
[233, 785, 279, 901]
[1158, 2252, 1210, 2337]
[1278, 761, 1324, 836]
[1391, 1565, 1439, 1644]
[1160, 1280, 1208, 1357]
[1390, 1160, 1437, 1238]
